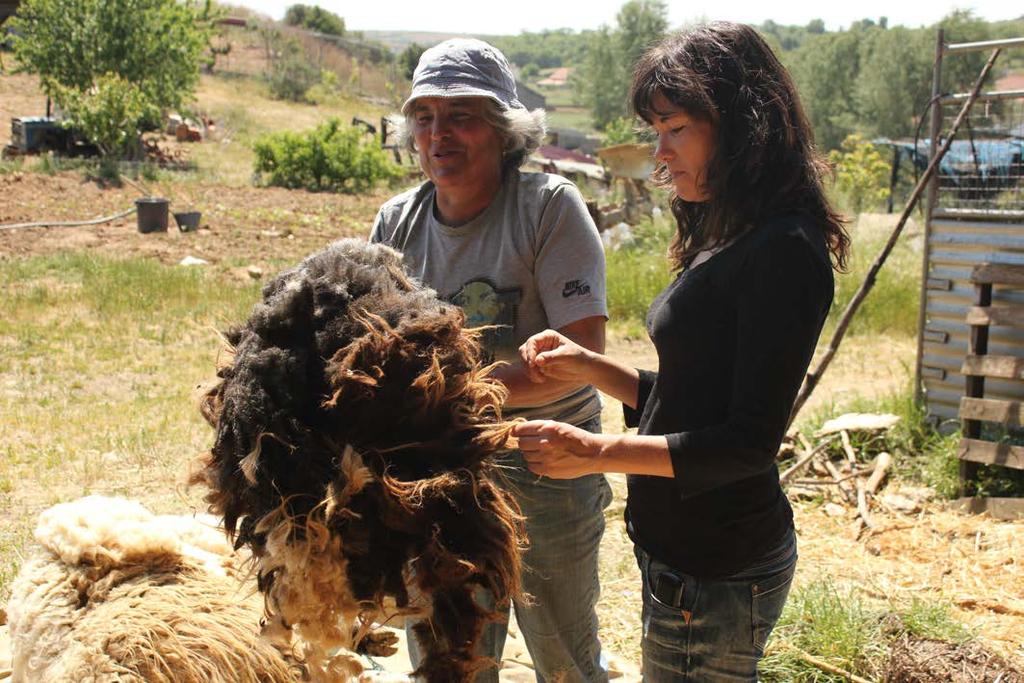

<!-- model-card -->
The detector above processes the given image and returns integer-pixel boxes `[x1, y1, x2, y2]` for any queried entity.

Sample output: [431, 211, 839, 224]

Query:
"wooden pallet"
[958, 263, 1024, 518]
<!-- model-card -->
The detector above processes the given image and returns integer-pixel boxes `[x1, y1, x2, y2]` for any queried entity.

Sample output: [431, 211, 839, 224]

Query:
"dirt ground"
[0, 170, 394, 268]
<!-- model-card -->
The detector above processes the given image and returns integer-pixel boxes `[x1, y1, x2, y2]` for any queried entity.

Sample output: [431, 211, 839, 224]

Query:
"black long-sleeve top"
[623, 214, 834, 578]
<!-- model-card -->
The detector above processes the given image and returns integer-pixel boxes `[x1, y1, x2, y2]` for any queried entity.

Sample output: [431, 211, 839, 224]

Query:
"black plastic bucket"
[173, 211, 202, 232]
[136, 197, 169, 233]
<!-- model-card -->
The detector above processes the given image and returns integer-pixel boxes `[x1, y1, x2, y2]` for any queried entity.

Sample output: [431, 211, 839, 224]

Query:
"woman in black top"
[513, 22, 850, 681]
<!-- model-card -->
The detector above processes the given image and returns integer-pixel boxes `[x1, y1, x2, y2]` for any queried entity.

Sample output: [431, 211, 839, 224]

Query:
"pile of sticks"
[780, 413, 899, 538]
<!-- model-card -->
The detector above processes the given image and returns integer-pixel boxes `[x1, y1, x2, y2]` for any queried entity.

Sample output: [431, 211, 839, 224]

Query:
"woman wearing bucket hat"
[512, 23, 851, 681]
[370, 39, 610, 682]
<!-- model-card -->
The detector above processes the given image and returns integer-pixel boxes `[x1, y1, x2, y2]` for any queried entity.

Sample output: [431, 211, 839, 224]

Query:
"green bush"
[252, 119, 400, 193]
[602, 116, 639, 146]
[829, 134, 891, 214]
[54, 73, 151, 156]
[268, 41, 320, 103]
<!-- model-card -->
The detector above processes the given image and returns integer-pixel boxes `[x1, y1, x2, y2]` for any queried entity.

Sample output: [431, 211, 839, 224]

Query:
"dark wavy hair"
[630, 22, 850, 271]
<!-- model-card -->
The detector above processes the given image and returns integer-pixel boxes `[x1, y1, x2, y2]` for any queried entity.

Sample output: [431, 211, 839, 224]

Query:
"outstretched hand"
[513, 420, 604, 479]
[519, 329, 595, 384]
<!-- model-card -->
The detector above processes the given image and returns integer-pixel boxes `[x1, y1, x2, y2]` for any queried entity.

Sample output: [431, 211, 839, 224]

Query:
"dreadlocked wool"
[6, 496, 303, 683]
[190, 239, 527, 682]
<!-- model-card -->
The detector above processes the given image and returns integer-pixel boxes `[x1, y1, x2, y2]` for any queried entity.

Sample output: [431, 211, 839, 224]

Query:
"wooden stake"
[819, 454, 855, 503]
[793, 649, 874, 683]
[840, 430, 857, 469]
[864, 452, 893, 495]
[788, 48, 1003, 425]
[856, 479, 873, 530]
[780, 441, 831, 484]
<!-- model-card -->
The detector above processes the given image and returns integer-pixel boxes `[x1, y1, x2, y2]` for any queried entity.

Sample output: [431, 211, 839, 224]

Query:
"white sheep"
[5, 496, 404, 683]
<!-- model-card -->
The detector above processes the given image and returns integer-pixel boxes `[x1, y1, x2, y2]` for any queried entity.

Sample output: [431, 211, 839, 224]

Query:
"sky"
[231, 1, 1022, 35]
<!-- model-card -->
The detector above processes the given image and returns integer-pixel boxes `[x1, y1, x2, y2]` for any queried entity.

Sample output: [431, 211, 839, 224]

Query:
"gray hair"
[396, 100, 547, 173]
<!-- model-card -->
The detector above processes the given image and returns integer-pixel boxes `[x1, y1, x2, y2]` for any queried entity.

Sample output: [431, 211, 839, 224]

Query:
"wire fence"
[934, 95, 1024, 212]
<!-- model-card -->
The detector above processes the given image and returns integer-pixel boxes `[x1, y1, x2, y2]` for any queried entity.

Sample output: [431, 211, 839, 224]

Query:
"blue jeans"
[635, 528, 797, 682]
[408, 415, 612, 682]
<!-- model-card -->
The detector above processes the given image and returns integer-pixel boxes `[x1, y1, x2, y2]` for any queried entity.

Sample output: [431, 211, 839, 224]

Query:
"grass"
[0, 252, 262, 603]
[546, 108, 597, 133]
[760, 578, 975, 681]
[604, 209, 924, 341]
[762, 578, 887, 681]
[534, 85, 579, 108]
[826, 213, 922, 338]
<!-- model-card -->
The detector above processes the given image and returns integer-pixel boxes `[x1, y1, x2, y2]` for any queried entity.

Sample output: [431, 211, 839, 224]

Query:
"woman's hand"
[513, 420, 604, 479]
[519, 329, 596, 384]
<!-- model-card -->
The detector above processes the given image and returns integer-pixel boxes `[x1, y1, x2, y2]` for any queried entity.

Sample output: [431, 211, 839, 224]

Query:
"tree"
[398, 43, 426, 81]
[789, 29, 865, 150]
[11, 0, 209, 156]
[268, 39, 320, 102]
[854, 27, 932, 139]
[936, 10, 992, 94]
[284, 4, 345, 36]
[575, 27, 626, 130]
[575, 0, 667, 130]
[806, 19, 826, 35]
[617, 0, 668, 73]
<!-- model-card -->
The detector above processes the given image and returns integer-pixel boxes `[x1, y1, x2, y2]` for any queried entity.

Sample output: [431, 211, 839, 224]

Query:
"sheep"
[189, 239, 527, 683]
[5, 495, 304, 683]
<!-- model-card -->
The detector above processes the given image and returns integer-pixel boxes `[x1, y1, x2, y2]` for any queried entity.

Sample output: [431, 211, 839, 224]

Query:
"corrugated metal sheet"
[922, 211, 1024, 422]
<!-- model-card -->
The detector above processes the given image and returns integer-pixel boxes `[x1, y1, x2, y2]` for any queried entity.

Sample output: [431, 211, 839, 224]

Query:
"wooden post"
[914, 28, 945, 405]
[961, 280, 992, 496]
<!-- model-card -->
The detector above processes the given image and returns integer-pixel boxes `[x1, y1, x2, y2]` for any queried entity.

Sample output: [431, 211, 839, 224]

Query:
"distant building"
[1, 0, 20, 28]
[516, 80, 546, 111]
[537, 67, 572, 88]
[996, 70, 1024, 92]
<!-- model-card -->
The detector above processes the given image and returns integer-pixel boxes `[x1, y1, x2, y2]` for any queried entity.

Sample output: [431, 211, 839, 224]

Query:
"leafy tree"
[789, 29, 865, 150]
[759, 18, 825, 51]
[492, 29, 593, 69]
[806, 19, 826, 35]
[854, 26, 932, 139]
[617, 0, 668, 71]
[576, 0, 667, 130]
[520, 63, 540, 81]
[284, 4, 345, 36]
[935, 10, 992, 94]
[398, 43, 425, 81]
[268, 39, 320, 102]
[575, 27, 626, 130]
[829, 134, 891, 214]
[11, 0, 208, 157]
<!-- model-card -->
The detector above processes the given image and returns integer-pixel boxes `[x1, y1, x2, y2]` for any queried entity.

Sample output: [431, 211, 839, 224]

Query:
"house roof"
[995, 71, 1024, 92]
[537, 67, 572, 87]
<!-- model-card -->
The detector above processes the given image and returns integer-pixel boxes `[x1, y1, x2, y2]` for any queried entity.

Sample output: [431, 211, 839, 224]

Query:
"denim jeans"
[407, 415, 612, 683]
[635, 527, 797, 682]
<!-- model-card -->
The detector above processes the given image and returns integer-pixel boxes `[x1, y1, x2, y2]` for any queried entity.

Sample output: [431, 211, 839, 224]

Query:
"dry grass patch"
[0, 253, 262, 604]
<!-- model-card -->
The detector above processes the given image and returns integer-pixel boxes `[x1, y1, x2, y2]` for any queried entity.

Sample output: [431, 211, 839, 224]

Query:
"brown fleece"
[190, 239, 526, 682]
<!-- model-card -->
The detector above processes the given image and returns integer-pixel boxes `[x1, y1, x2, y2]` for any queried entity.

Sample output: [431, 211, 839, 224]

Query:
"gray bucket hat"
[402, 38, 524, 114]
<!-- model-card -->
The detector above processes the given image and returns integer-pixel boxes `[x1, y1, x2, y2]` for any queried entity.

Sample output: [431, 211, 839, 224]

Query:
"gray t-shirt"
[370, 170, 607, 425]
